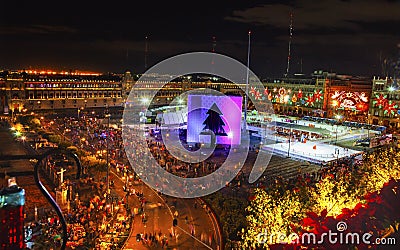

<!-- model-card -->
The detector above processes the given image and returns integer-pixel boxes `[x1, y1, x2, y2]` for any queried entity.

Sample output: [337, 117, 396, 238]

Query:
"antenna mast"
[144, 36, 148, 70]
[244, 30, 251, 132]
[285, 12, 293, 77]
[212, 36, 216, 53]
[211, 36, 216, 65]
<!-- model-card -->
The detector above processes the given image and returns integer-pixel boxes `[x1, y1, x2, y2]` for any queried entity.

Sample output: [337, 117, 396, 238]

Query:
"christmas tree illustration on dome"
[202, 103, 227, 136]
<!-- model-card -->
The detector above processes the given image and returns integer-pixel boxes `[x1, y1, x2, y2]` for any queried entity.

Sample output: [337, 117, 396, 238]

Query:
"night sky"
[0, 0, 399, 78]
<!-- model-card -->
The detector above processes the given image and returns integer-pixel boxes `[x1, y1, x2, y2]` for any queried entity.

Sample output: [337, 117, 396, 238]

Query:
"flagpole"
[244, 30, 251, 132]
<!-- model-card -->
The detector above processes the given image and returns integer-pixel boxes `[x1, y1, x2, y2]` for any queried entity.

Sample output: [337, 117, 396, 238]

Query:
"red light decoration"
[384, 100, 398, 115]
[264, 88, 269, 96]
[305, 94, 315, 106]
[356, 102, 368, 112]
[278, 87, 286, 96]
[331, 91, 369, 110]
[313, 89, 323, 102]
[254, 90, 262, 100]
[373, 94, 388, 109]
[297, 89, 303, 99]
[250, 86, 257, 96]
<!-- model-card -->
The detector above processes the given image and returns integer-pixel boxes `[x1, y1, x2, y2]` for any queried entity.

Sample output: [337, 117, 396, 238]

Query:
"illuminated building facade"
[324, 74, 371, 122]
[217, 71, 372, 120]
[0, 70, 124, 116]
[369, 76, 400, 130]
[259, 76, 326, 116]
[0, 69, 373, 123]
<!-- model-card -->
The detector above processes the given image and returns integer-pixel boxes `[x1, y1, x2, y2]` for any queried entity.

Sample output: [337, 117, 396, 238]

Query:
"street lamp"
[334, 115, 342, 145]
[287, 123, 292, 158]
[367, 113, 371, 139]
[335, 125, 338, 145]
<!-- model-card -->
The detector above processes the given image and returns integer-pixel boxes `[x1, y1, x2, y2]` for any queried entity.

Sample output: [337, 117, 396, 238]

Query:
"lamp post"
[367, 113, 370, 139]
[335, 125, 338, 145]
[334, 115, 342, 145]
[287, 123, 292, 158]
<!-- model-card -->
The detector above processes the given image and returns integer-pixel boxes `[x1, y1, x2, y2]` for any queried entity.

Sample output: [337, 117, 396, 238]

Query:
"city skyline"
[0, 0, 399, 78]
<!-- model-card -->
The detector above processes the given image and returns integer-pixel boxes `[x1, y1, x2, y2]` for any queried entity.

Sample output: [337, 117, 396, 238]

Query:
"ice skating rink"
[262, 140, 362, 164]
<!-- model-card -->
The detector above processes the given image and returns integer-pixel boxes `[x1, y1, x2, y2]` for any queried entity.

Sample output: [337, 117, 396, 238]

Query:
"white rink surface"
[262, 140, 362, 164]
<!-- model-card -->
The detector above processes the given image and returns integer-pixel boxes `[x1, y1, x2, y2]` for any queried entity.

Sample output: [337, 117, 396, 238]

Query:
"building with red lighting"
[324, 74, 371, 122]
[0, 69, 374, 123]
[214, 71, 372, 121]
[368, 76, 400, 131]
[0, 178, 26, 249]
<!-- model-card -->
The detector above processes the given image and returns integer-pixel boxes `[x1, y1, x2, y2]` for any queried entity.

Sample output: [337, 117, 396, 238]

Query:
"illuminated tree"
[242, 180, 313, 249]
[242, 147, 400, 249]
[310, 174, 363, 217]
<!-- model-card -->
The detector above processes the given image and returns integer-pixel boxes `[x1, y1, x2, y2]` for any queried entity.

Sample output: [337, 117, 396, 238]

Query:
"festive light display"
[297, 89, 303, 99]
[373, 94, 388, 109]
[371, 93, 399, 115]
[384, 100, 398, 115]
[331, 91, 368, 110]
[278, 87, 286, 96]
[248, 86, 323, 108]
[313, 89, 323, 102]
[264, 88, 269, 96]
[305, 94, 315, 107]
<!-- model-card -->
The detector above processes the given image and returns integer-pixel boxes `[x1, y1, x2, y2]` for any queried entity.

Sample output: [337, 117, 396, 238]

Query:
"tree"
[202, 103, 227, 136]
